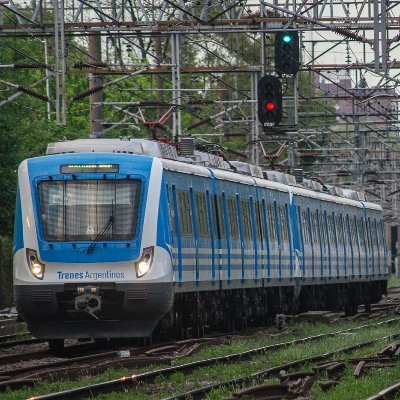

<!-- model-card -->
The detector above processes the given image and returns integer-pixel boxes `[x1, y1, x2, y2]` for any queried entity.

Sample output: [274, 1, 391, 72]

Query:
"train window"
[365, 217, 372, 247]
[311, 212, 318, 244]
[344, 216, 348, 246]
[168, 185, 177, 237]
[255, 201, 264, 241]
[278, 204, 288, 243]
[38, 179, 142, 242]
[341, 215, 347, 246]
[352, 217, 359, 246]
[358, 218, 366, 247]
[226, 197, 239, 239]
[267, 203, 276, 241]
[240, 199, 252, 240]
[327, 214, 335, 245]
[376, 219, 382, 246]
[379, 220, 385, 247]
[296, 206, 302, 244]
[350, 216, 358, 245]
[301, 210, 310, 243]
[319, 212, 326, 246]
[194, 192, 209, 238]
[177, 190, 193, 237]
[215, 196, 226, 238]
[336, 215, 343, 245]
[373, 219, 379, 246]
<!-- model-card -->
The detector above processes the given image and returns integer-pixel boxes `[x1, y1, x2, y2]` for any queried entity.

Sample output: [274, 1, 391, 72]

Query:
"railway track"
[0, 293, 397, 399]
[0, 319, 29, 342]
[0, 337, 225, 391]
[366, 381, 400, 400]
[166, 337, 400, 400]
[18, 316, 400, 400]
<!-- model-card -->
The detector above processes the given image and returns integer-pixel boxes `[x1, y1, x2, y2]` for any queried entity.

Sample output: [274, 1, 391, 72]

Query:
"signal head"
[257, 75, 282, 126]
[282, 34, 292, 43]
[275, 31, 300, 75]
[266, 101, 275, 111]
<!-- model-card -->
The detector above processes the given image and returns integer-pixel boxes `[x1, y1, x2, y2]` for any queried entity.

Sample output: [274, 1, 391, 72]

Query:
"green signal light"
[282, 34, 292, 43]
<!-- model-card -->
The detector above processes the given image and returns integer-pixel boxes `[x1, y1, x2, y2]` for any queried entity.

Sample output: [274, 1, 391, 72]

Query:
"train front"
[13, 152, 173, 340]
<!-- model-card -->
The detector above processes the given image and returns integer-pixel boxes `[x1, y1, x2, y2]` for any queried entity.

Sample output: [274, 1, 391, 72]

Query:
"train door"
[310, 208, 321, 279]
[214, 178, 240, 288]
[165, 171, 214, 286]
[290, 194, 305, 281]
[298, 202, 311, 280]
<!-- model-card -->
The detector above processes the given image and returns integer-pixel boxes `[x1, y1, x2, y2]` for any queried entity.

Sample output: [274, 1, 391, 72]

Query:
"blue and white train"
[13, 138, 388, 347]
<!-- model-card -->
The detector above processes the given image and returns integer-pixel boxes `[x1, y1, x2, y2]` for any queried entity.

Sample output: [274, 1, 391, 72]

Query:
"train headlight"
[134, 247, 154, 278]
[26, 249, 45, 280]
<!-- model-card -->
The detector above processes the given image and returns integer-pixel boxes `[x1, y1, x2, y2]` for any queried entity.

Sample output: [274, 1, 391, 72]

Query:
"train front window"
[38, 180, 141, 241]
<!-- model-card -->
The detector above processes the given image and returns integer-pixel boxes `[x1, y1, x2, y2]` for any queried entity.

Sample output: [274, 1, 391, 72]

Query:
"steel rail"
[166, 332, 400, 400]
[365, 382, 400, 400]
[28, 317, 400, 400]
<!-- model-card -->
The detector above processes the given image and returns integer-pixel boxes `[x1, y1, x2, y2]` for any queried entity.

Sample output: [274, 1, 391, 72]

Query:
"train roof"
[46, 138, 381, 212]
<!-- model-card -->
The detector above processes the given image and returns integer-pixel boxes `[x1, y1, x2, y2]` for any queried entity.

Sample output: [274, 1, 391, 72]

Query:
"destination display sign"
[60, 164, 119, 173]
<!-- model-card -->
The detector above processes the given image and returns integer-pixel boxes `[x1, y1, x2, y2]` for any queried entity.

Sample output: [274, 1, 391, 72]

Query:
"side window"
[297, 206, 303, 244]
[376, 219, 382, 246]
[267, 203, 276, 241]
[337, 215, 343, 245]
[194, 192, 208, 238]
[342, 215, 347, 247]
[241, 199, 252, 240]
[227, 197, 239, 239]
[373, 218, 379, 246]
[365, 217, 372, 247]
[177, 190, 193, 237]
[311, 212, 318, 244]
[358, 218, 365, 247]
[168, 185, 177, 236]
[277, 204, 287, 244]
[379, 219, 385, 248]
[352, 216, 359, 245]
[302, 210, 310, 243]
[255, 201, 264, 241]
[319, 211, 326, 246]
[328, 214, 335, 245]
[214, 195, 226, 238]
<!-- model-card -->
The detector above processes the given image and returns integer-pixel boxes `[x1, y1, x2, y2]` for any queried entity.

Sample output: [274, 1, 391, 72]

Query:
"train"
[13, 138, 388, 349]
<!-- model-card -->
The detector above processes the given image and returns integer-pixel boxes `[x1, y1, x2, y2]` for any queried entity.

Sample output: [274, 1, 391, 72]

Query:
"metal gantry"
[0, 0, 400, 220]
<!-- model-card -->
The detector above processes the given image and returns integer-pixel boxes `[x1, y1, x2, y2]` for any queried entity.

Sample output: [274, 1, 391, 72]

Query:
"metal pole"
[88, 33, 103, 138]
[60, 0, 66, 125]
[251, 71, 259, 165]
[381, 0, 387, 73]
[373, 0, 380, 72]
[260, 2, 265, 75]
[171, 33, 181, 142]
[53, 0, 60, 124]
[43, 39, 51, 120]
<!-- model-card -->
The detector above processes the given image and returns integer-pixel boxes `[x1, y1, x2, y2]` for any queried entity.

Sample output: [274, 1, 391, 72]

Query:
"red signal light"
[266, 101, 275, 111]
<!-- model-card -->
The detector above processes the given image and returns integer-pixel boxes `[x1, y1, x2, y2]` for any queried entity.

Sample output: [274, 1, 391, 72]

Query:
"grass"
[388, 274, 400, 288]
[4, 317, 400, 400]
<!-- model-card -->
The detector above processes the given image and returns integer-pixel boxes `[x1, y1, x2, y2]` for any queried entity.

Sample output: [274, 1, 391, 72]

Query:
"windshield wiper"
[87, 216, 114, 254]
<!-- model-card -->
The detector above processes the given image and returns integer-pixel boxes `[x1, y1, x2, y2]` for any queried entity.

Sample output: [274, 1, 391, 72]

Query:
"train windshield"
[38, 180, 142, 242]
